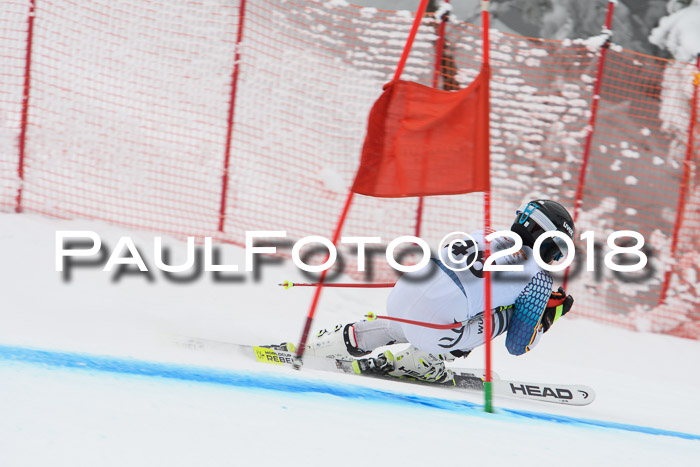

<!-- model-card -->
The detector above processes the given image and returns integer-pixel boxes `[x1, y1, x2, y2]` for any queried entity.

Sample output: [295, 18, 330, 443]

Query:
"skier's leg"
[306, 259, 468, 366]
[304, 323, 369, 359]
[352, 344, 455, 383]
[352, 317, 407, 350]
[304, 317, 406, 360]
[387, 264, 471, 355]
[354, 279, 460, 382]
[358, 261, 469, 382]
[383, 345, 454, 382]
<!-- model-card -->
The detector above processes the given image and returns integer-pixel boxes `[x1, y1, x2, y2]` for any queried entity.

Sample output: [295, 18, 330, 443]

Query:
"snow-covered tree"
[649, 1, 699, 136]
[355, 0, 671, 56]
[649, 0, 700, 61]
[507, 0, 665, 55]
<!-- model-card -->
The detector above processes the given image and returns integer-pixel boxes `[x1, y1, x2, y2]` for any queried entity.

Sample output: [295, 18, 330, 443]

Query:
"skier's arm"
[505, 270, 553, 356]
[510, 287, 574, 354]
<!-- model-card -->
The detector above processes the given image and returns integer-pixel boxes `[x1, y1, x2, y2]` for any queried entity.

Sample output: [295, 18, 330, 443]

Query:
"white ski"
[174, 335, 594, 406]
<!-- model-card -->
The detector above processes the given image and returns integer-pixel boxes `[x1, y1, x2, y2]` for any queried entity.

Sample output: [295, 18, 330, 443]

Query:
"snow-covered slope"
[1, 213, 699, 466]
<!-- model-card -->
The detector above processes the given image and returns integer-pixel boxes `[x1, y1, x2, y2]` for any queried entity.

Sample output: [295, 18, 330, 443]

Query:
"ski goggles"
[516, 202, 569, 262]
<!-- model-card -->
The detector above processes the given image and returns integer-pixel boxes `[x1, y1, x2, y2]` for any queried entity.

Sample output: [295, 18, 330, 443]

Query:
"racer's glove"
[541, 287, 573, 333]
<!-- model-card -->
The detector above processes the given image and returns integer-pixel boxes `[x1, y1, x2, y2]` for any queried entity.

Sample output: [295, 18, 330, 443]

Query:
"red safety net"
[0, 0, 697, 337]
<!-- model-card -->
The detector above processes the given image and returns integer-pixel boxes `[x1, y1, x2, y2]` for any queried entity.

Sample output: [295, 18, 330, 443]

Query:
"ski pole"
[365, 312, 475, 330]
[365, 304, 514, 330]
[279, 281, 395, 290]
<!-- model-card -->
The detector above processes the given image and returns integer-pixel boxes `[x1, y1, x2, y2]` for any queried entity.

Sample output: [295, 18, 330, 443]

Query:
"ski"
[333, 357, 593, 405]
[174, 335, 494, 379]
[174, 336, 595, 406]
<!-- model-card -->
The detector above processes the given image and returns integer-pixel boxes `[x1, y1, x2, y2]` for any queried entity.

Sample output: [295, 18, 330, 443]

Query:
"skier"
[305, 199, 576, 383]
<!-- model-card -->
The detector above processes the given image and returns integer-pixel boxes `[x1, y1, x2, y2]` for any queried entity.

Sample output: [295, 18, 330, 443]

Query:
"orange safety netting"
[0, 0, 697, 337]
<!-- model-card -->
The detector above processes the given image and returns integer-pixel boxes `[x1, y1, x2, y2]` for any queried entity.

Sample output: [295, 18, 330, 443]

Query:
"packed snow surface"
[1, 214, 699, 466]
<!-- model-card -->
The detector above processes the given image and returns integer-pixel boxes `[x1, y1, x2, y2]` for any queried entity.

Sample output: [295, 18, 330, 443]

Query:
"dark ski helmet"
[511, 200, 575, 263]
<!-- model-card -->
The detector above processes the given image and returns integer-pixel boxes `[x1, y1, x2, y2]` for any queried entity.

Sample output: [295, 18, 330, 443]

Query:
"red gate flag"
[352, 67, 490, 198]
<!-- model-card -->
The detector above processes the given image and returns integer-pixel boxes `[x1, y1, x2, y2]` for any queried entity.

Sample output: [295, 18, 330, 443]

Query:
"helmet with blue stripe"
[511, 200, 575, 263]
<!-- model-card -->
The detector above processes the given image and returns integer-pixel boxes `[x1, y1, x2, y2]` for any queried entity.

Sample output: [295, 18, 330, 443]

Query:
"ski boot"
[304, 324, 370, 360]
[353, 345, 455, 384]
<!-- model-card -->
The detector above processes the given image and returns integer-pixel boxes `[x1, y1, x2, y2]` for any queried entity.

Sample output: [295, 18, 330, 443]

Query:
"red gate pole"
[16, 0, 37, 213]
[659, 54, 700, 305]
[218, 0, 248, 232]
[564, 0, 615, 290]
[415, 196, 425, 238]
[481, 0, 493, 413]
[431, 2, 449, 91]
[295, 190, 355, 362]
[415, 0, 450, 238]
[295, 0, 431, 362]
[392, 0, 430, 82]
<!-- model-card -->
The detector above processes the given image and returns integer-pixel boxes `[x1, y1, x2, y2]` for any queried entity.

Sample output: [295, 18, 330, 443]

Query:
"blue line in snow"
[0, 344, 698, 441]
